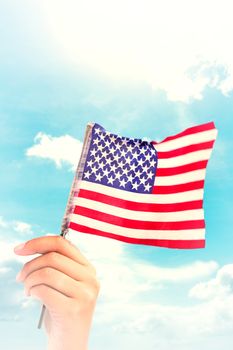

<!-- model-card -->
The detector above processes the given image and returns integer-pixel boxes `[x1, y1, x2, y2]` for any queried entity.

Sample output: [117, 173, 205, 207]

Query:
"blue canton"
[82, 124, 158, 193]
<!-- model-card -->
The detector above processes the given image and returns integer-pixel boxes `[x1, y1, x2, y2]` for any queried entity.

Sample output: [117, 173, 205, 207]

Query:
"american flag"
[63, 121, 217, 249]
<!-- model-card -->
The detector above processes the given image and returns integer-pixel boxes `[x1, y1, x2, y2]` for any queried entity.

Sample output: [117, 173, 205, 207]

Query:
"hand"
[14, 235, 100, 350]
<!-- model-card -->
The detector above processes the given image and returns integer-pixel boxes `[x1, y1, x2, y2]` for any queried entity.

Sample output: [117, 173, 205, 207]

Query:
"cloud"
[14, 222, 33, 235]
[93, 263, 233, 350]
[41, 0, 233, 102]
[0, 216, 41, 266]
[189, 264, 233, 300]
[66, 230, 218, 302]
[0, 216, 34, 240]
[26, 132, 83, 171]
[66, 230, 233, 349]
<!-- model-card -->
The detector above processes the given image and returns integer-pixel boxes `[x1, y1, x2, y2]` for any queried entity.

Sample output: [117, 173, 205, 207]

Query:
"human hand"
[14, 235, 100, 350]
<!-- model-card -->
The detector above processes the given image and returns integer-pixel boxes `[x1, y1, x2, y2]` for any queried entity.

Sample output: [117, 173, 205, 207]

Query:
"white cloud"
[134, 260, 218, 283]
[66, 230, 218, 302]
[26, 132, 83, 171]
[0, 216, 41, 266]
[189, 264, 233, 300]
[0, 267, 12, 275]
[14, 222, 32, 235]
[91, 264, 233, 350]
[66, 230, 233, 349]
[41, 0, 233, 102]
[0, 216, 33, 239]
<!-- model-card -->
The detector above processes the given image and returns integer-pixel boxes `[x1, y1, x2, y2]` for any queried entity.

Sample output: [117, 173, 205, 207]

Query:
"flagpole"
[37, 123, 93, 329]
[37, 304, 46, 329]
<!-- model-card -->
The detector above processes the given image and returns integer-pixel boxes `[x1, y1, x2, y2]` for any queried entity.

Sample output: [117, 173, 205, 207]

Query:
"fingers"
[29, 283, 72, 312]
[17, 252, 95, 285]
[14, 235, 90, 267]
[24, 267, 86, 299]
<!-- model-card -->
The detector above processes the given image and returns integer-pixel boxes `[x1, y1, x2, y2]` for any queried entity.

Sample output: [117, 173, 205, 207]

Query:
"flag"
[63, 121, 217, 249]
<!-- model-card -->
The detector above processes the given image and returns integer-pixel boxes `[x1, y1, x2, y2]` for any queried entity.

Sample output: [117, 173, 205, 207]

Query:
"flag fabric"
[63, 121, 217, 249]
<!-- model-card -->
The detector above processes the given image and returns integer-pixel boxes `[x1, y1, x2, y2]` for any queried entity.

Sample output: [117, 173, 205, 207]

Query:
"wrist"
[47, 331, 89, 350]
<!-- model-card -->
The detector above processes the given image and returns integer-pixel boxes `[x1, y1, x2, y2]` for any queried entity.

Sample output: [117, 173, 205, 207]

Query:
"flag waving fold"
[62, 121, 217, 249]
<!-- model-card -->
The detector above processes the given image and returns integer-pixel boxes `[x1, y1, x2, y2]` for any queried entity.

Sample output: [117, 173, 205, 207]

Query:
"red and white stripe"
[68, 121, 217, 249]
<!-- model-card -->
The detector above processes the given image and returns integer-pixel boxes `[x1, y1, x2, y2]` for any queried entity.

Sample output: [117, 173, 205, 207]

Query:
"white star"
[141, 147, 147, 155]
[119, 178, 127, 188]
[99, 161, 105, 170]
[145, 153, 151, 161]
[140, 177, 147, 185]
[121, 149, 127, 157]
[147, 171, 154, 180]
[93, 138, 99, 146]
[122, 167, 129, 176]
[92, 166, 98, 174]
[138, 158, 144, 167]
[151, 147, 157, 155]
[105, 157, 112, 165]
[109, 146, 115, 154]
[87, 159, 94, 167]
[135, 169, 141, 177]
[84, 170, 91, 179]
[121, 138, 128, 146]
[95, 173, 103, 181]
[103, 169, 110, 177]
[127, 144, 134, 152]
[98, 144, 104, 152]
[105, 140, 111, 148]
[107, 176, 115, 185]
[102, 150, 108, 158]
[110, 164, 117, 172]
[144, 183, 151, 192]
[115, 171, 122, 180]
[132, 181, 139, 190]
[125, 156, 131, 165]
[150, 159, 157, 167]
[118, 160, 125, 167]
[127, 174, 134, 183]
[95, 127, 101, 134]
[130, 164, 137, 172]
[109, 135, 117, 143]
[143, 164, 149, 172]
[115, 143, 122, 151]
[105, 131, 111, 136]
[99, 133, 106, 141]
[134, 140, 141, 147]
[114, 154, 121, 162]
[95, 155, 101, 163]
[90, 148, 97, 157]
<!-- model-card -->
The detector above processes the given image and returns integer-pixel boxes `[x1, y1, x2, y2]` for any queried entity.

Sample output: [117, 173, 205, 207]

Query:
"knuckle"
[88, 263, 97, 276]
[43, 267, 53, 278]
[22, 261, 30, 276]
[30, 284, 46, 300]
[56, 235, 65, 246]
[85, 289, 98, 305]
[92, 277, 101, 293]
[47, 251, 59, 264]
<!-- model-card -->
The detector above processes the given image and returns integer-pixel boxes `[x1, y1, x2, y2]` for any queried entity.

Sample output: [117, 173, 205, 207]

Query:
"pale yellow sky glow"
[41, 0, 233, 102]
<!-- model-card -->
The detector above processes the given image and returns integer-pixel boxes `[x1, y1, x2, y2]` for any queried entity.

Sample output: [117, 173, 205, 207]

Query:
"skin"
[14, 235, 100, 350]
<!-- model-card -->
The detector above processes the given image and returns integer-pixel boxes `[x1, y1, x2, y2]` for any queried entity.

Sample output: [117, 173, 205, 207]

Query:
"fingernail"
[16, 271, 23, 282]
[25, 287, 30, 297]
[14, 242, 25, 252]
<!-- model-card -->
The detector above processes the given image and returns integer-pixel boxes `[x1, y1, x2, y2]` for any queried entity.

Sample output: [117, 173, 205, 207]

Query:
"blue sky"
[0, 1, 233, 349]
